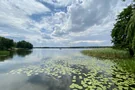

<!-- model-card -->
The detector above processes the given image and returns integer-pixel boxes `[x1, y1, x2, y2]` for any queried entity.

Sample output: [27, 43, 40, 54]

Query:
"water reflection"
[16, 49, 33, 57]
[0, 49, 135, 90]
[0, 50, 32, 61]
[28, 74, 71, 90]
[0, 53, 13, 61]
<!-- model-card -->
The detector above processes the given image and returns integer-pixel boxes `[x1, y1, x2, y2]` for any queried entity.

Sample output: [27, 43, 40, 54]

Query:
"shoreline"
[0, 48, 32, 56]
[81, 48, 135, 73]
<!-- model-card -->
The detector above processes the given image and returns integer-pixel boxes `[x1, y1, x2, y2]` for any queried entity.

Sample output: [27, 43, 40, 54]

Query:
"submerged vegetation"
[1, 0, 135, 89]
[81, 48, 135, 73]
[8, 55, 135, 90]
[116, 59, 135, 73]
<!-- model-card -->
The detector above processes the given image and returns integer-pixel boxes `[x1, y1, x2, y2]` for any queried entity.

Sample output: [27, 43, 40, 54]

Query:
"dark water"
[0, 49, 135, 90]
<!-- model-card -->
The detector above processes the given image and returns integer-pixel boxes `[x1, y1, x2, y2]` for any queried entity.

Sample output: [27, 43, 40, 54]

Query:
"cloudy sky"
[0, 0, 132, 47]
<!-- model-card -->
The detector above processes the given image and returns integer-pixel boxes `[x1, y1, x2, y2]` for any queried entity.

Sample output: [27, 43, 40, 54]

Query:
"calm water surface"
[0, 49, 135, 90]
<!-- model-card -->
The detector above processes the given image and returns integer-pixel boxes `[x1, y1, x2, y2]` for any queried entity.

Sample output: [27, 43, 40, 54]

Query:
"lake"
[0, 49, 135, 90]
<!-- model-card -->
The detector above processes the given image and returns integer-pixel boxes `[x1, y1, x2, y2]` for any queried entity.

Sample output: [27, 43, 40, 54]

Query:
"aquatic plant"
[8, 56, 135, 90]
[115, 59, 135, 73]
[81, 48, 135, 73]
[81, 48, 130, 59]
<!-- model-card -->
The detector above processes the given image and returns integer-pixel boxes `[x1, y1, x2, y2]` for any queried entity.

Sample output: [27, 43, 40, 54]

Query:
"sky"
[0, 0, 132, 47]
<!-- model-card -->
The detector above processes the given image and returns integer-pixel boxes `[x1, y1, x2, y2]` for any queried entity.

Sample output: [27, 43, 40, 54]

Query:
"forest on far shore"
[0, 36, 33, 50]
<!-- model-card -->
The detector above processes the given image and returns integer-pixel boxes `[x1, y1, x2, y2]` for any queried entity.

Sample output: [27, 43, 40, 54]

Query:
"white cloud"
[71, 40, 106, 44]
[0, 0, 133, 46]
[41, 0, 74, 7]
[0, 0, 50, 15]
[49, 0, 118, 38]
[0, 0, 49, 32]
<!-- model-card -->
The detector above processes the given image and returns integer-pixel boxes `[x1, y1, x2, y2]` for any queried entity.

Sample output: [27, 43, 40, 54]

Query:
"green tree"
[121, 0, 135, 57]
[0, 36, 14, 50]
[126, 10, 135, 56]
[16, 40, 33, 49]
[111, 5, 133, 48]
[111, 4, 135, 56]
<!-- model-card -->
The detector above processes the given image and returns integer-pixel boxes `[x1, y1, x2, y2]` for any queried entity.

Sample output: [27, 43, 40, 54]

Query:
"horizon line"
[34, 46, 112, 48]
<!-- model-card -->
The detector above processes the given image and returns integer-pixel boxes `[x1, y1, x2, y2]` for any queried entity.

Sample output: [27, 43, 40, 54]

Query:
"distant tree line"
[0, 36, 33, 50]
[16, 40, 33, 49]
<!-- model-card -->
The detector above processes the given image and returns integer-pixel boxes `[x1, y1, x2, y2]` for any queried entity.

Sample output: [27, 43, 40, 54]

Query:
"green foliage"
[132, 36, 135, 52]
[8, 55, 135, 89]
[81, 48, 135, 73]
[111, 5, 134, 48]
[0, 36, 14, 50]
[16, 40, 33, 49]
[111, 4, 135, 56]
[126, 10, 135, 53]
[0, 36, 33, 50]
[81, 48, 130, 59]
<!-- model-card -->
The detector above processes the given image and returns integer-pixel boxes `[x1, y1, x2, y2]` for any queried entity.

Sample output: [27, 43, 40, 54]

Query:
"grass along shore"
[81, 48, 135, 73]
[0, 51, 10, 56]
[81, 48, 130, 59]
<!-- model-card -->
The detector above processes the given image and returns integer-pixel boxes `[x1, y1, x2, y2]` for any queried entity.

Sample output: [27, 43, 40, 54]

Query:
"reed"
[81, 48, 130, 59]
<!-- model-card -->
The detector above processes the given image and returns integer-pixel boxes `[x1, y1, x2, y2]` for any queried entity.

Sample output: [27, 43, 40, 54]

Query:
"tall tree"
[0, 36, 14, 50]
[122, 0, 135, 56]
[126, 10, 135, 56]
[16, 40, 33, 49]
[0, 36, 33, 50]
[111, 4, 135, 56]
[111, 5, 133, 48]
